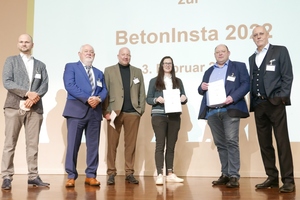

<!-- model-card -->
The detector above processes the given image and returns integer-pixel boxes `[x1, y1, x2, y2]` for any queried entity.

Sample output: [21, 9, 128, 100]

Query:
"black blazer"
[249, 44, 293, 111]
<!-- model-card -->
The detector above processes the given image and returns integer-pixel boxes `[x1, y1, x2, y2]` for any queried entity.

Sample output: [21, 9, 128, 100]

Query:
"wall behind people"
[0, 0, 33, 174]
[0, 0, 300, 177]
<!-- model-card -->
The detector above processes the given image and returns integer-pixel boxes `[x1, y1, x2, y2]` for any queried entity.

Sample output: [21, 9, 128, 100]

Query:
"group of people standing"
[0, 24, 295, 194]
[0, 35, 186, 190]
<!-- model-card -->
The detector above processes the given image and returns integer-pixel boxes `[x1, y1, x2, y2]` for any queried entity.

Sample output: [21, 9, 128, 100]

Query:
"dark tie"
[86, 66, 95, 93]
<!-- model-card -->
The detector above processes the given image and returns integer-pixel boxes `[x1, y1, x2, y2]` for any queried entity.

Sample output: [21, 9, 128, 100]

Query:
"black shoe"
[28, 176, 50, 187]
[107, 175, 115, 185]
[212, 174, 230, 185]
[279, 183, 295, 193]
[255, 178, 278, 189]
[226, 177, 239, 188]
[125, 174, 139, 184]
[1, 179, 11, 190]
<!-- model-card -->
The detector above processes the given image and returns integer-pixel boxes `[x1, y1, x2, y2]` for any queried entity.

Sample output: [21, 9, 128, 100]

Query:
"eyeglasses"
[163, 62, 172, 65]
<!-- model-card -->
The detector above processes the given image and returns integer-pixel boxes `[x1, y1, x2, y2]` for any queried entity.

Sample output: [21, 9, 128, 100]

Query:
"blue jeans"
[207, 109, 240, 178]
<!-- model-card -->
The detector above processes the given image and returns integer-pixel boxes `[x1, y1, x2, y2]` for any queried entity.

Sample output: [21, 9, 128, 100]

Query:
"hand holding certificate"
[207, 79, 226, 107]
[109, 110, 117, 129]
[163, 89, 182, 113]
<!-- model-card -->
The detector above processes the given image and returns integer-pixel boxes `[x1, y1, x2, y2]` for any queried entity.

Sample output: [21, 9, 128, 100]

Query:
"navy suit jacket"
[248, 44, 293, 111]
[198, 60, 250, 119]
[62, 61, 107, 120]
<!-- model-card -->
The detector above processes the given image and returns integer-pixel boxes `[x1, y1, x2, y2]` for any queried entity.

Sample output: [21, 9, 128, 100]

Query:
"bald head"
[252, 25, 269, 51]
[215, 44, 229, 52]
[17, 34, 34, 55]
[117, 47, 131, 66]
[214, 44, 230, 66]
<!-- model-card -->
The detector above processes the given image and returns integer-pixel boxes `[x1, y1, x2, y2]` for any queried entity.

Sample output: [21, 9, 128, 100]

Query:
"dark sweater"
[119, 63, 135, 113]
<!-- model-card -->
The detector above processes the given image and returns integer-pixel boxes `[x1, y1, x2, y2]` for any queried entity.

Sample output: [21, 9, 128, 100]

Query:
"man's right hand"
[201, 82, 209, 91]
[104, 113, 111, 120]
[26, 91, 40, 104]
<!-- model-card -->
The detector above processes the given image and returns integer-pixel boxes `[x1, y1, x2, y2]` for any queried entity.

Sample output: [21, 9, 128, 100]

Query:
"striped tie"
[86, 66, 95, 93]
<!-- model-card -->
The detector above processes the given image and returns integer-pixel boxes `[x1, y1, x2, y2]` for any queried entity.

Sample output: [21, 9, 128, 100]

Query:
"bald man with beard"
[1, 34, 49, 190]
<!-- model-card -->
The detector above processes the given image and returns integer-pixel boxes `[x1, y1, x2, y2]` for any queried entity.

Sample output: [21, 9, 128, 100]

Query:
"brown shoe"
[85, 178, 100, 186]
[65, 179, 75, 187]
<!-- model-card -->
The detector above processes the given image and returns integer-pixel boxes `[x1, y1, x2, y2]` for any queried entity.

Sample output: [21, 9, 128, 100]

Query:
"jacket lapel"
[130, 65, 134, 87]
[114, 64, 123, 85]
[264, 44, 274, 68]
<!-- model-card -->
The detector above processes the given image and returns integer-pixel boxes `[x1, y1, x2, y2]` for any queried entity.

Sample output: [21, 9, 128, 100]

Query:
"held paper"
[163, 89, 182, 113]
[207, 79, 226, 107]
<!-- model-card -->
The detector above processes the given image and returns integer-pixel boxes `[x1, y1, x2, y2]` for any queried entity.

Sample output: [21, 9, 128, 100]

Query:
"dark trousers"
[151, 114, 181, 175]
[254, 101, 294, 183]
[65, 108, 101, 179]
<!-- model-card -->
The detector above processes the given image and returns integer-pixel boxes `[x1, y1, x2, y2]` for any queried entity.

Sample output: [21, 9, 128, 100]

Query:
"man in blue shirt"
[198, 44, 250, 188]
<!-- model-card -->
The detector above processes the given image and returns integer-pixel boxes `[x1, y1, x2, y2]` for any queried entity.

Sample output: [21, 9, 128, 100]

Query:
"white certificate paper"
[207, 79, 226, 107]
[163, 89, 182, 113]
[19, 100, 30, 111]
[109, 110, 117, 129]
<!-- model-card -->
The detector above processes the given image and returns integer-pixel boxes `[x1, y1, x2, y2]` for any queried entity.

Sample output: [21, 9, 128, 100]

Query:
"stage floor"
[1, 175, 298, 200]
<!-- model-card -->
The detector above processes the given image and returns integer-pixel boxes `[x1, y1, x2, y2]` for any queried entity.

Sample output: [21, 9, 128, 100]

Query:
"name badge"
[227, 76, 235, 82]
[227, 73, 236, 82]
[97, 80, 102, 87]
[35, 74, 41, 79]
[133, 77, 140, 84]
[266, 65, 275, 71]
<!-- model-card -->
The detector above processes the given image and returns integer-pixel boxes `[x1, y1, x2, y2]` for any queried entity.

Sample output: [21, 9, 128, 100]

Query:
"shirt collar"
[20, 52, 33, 60]
[164, 74, 172, 79]
[80, 61, 93, 69]
[255, 43, 270, 54]
[214, 60, 229, 68]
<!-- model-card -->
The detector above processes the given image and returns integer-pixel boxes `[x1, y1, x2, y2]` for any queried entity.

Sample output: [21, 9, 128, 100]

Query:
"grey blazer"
[2, 55, 49, 114]
[102, 64, 146, 116]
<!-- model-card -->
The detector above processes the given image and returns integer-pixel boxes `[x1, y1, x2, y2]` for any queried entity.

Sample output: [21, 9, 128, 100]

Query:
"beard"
[19, 46, 31, 53]
[83, 57, 94, 66]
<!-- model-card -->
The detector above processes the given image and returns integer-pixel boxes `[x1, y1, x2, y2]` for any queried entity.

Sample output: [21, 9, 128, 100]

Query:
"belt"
[208, 106, 226, 111]
[209, 106, 223, 109]
[208, 107, 227, 114]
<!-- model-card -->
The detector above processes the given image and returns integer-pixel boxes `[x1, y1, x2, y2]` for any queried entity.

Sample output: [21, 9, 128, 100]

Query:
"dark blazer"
[2, 55, 49, 114]
[198, 60, 250, 119]
[249, 44, 293, 111]
[102, 64, 146, 116]
[62, 61, 107, 120]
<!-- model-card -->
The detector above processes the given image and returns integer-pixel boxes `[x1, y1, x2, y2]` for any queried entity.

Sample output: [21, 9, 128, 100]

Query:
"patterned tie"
[86, 66, 95, 93]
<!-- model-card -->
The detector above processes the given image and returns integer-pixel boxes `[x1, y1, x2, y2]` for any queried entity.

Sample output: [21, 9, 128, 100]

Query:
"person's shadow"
[50, 89, 87, 178]
[135, 104, 156, 176]
[45, 89, 67, 168]
[173, 104, 196, 176]
[44, 89, 89, 186]
[239, 112, 260, 177]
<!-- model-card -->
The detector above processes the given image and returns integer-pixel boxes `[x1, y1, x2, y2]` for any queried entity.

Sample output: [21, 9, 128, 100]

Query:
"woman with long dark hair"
[146, 56, 187, 185]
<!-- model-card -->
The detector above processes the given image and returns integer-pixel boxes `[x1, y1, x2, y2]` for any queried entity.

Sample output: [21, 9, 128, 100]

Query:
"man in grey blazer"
[102, 47, 145, 185]
[1, 34, 49, 190]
